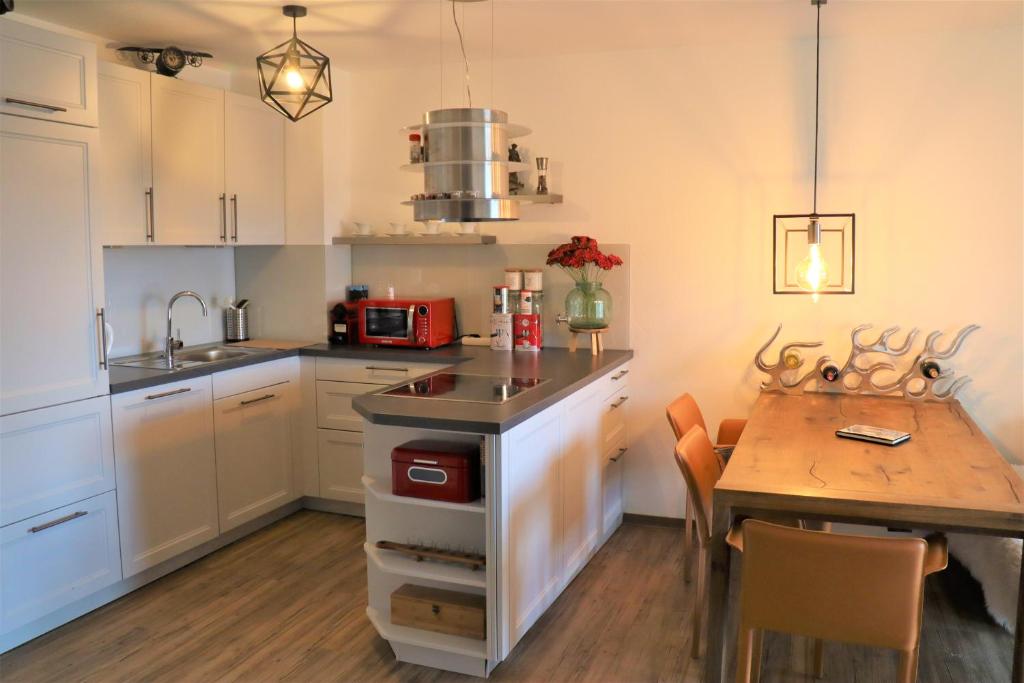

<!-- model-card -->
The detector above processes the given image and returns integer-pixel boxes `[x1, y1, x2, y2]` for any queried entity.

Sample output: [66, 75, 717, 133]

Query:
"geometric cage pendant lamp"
[257, 5, 332, 122]
[773, 0, 855, 300]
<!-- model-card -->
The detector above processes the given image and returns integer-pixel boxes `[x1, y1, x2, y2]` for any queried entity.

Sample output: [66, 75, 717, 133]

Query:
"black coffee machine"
[329, 285, 369, 345]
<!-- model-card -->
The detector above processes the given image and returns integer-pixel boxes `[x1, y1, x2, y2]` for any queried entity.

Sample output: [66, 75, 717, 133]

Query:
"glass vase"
[565, 281, 612, 330]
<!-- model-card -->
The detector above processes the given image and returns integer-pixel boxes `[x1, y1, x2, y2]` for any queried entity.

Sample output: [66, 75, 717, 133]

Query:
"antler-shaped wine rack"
[754, 324, 979, 401]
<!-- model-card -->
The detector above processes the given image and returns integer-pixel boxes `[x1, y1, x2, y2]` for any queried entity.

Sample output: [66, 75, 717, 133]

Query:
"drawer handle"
[610, 447, 628, 463]
[612, 370, 630, 380]
[610, 396, 629, 409]
[240, 393, 276, 406]
[365, 366, 409, 373]
[28, 510, 87, 534]
[412, 458, 439, 465]
[432, 604, 441, 615]
[5, 97, 67, 112]
[145, 387, 191, 400]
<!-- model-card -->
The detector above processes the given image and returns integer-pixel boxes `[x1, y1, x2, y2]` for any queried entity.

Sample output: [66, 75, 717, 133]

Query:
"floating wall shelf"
[333, 234, 497, 246]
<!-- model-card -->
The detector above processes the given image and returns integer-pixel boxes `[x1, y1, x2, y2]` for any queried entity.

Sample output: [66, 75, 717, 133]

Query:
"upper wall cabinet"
[150, 75, 227, 245]
[225, 92, 285, 245]
[0, 20, 98, 127]
[98, 62, 153, 245]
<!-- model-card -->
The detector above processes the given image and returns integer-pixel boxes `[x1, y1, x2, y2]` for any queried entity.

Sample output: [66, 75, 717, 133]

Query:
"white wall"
[338, 15, 1024, 517]
[103, 247, 236, 357]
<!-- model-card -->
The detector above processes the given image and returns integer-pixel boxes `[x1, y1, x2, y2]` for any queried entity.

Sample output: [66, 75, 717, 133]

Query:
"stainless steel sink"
[175, 348, 250, 363]
[110, 345, 263, 371]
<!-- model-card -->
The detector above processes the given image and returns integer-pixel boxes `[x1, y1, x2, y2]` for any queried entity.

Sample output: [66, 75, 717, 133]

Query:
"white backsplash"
[103, 247, 236, 357]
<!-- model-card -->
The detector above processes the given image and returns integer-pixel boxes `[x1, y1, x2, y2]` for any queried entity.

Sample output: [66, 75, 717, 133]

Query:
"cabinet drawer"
[315, 357, 447, 384]
[317, 429, 364, 503]
[601, 387, 630, 451]
[0, 21, 99, 127]
[1, 491, 121, 634]
[1, 396, 115, 527]
[599, 363, 631, 400]
[316, 380, 377, 431]
[212, 356, 298, 400]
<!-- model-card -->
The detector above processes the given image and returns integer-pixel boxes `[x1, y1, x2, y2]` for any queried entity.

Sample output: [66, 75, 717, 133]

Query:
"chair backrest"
[737, 519, 932, 651]
[673, 425, 723, 544]
[666, 393, 708, 440]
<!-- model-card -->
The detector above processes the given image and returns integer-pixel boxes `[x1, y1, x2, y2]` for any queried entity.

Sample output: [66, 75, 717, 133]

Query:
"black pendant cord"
[812, 0, 821, 216]
[452, 0, 472, 107]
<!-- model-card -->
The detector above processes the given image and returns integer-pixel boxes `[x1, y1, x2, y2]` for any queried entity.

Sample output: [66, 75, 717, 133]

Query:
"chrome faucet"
[166, 291, 208, 369]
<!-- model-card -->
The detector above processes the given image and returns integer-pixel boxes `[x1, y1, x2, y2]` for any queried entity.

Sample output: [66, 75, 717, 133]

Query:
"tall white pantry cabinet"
[0, 18, 121, 642]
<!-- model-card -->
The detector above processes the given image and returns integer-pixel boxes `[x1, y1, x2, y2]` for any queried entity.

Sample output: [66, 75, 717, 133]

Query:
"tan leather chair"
[672, 424, 731, 659]
[666, 393, 746, 583]
[728, 519, 948, 683]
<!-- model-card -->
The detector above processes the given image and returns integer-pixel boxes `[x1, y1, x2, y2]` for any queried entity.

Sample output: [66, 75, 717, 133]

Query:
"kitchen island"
[352, 347, 632, 677]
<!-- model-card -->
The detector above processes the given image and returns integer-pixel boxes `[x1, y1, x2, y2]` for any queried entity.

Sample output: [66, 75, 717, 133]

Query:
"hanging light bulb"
[256, 5, 332, 121]
[795, 217, 830, 302]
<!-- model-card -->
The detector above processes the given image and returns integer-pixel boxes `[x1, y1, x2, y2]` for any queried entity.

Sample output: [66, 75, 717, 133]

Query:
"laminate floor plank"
[0, 511, 1011, 683]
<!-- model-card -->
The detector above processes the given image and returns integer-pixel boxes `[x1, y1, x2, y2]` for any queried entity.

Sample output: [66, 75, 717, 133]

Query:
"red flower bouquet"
[546, 236, 623, 284]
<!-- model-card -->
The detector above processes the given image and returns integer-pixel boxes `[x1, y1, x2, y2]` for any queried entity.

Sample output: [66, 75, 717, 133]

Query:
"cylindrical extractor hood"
[402, 107, 531, 222]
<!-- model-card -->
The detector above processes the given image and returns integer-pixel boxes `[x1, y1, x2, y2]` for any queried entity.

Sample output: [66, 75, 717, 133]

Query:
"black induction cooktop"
[381, 373, 548, 404]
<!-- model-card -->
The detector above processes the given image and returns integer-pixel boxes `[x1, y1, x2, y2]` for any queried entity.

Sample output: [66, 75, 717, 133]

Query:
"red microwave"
[358, 298, 456, 348]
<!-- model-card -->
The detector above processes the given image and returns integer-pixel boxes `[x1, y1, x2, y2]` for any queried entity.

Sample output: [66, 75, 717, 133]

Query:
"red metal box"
[391, 440, 481, 504]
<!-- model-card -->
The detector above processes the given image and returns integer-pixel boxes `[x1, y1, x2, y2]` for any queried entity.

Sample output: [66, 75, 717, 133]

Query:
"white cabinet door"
[0, 115, 108, 416]
[317, 429, 364, 502]
[112, 377, 218, 578]
[316, 380, 377, 432]
[224, 92, 285, 245]
[1, 491, 121, 634]
[1, 396, 115, 527]
[97, 62, 152, 246]
[213, 381, 296, 532]
[0, 20, 98, 127]
[150, 75, 225, 245]
[600, 384, 629, 541]
[560, 386, 604, 583]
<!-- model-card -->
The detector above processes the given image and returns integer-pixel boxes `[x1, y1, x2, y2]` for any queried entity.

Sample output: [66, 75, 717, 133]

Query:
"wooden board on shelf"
[376, 540, 485, 571]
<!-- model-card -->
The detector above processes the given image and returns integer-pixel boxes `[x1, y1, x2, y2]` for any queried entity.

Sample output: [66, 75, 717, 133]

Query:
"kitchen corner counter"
[109, 342, 633, 434]
[347, 345, 633, 434]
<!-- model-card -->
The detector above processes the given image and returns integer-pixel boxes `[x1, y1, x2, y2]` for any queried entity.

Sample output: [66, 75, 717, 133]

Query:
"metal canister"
[225, 307, 249, 342]
[493, 285, 510, 314]
[517, 290, 534, 314]
[490, 313, 513, 350]
[504, 268, 524, 291]
[524, 269, 544, 292]
[513, 313, 541, 351]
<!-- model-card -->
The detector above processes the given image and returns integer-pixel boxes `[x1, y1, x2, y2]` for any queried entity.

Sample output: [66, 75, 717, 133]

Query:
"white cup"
[389, 222, 407, 235]
[354, 222, 373, 236]
[459, 222, 478, 235]
[420, 221, 440, 235]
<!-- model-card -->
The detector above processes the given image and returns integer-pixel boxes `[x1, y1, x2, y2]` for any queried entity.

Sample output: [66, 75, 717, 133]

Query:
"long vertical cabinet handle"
[230, 194, 238, 242]
[219, 193, 227, 242]
[96, 308, 109, 369]
[144, 187, 155, 242]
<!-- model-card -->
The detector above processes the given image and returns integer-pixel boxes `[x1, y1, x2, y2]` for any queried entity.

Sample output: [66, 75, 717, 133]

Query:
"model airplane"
[117, 46, 213, 77]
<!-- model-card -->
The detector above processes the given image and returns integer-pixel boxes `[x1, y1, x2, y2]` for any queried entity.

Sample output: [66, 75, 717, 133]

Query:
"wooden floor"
[0, 511, 1012, 682]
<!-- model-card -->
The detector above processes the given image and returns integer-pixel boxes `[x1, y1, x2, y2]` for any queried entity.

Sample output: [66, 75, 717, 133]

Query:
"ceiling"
[13, 1, 1022, 73]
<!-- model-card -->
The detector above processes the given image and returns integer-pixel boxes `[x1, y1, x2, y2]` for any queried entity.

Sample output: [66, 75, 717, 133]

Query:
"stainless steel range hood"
[402, 107, 531, 222]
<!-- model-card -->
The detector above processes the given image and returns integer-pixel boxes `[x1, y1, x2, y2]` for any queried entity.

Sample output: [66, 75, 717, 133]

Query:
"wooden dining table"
[704, 391, 1024, 683]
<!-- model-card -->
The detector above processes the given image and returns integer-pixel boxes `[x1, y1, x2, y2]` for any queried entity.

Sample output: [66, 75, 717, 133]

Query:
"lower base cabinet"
[1, 491, 121, 633]
[112, 377, 219, 578]
[214, 381, 297, 532]
[318, 429, 364, 502]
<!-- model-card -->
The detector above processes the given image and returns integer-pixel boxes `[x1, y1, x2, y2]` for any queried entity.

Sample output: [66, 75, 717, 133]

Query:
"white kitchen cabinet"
[317, 429, 365, 502]
[214, 381, 296, 532]
[224, 92, 285, 245]
[561, 385, 604, 583]
[1, 396, 115, 527]
[316, 380, 379, 432]
[150, 74, 226, 245]
[112, 377, 219, 578]
[0, 115, 109, 416]
[1, 491, 121, 634]
[97, 62, 152, 245]
[0, 20, 98, 127]
[600, 376, 630, 542]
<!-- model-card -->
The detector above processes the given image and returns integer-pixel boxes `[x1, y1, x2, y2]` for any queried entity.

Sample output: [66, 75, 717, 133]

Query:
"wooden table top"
[716, 392, 1024, 535]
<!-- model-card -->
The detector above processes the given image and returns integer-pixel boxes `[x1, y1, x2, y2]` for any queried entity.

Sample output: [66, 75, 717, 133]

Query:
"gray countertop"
[109, 343, 633, 434]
